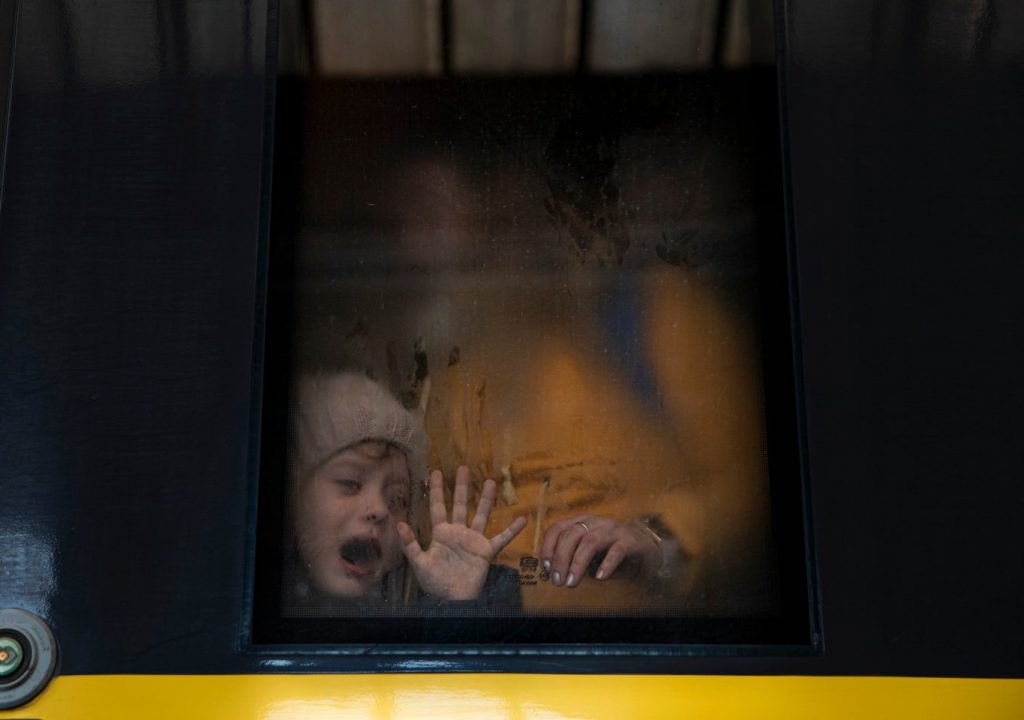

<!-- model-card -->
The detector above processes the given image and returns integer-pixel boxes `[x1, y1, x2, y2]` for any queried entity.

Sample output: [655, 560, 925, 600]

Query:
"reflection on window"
[257, 0, 808, 644]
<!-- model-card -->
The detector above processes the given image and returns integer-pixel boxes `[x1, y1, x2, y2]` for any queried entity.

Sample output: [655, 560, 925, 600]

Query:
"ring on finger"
[575, 521, 591, 534]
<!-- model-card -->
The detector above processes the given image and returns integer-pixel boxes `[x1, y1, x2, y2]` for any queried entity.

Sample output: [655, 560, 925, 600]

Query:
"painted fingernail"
[553, 572, 561, 586]
[596, 569, 606, 580]
[542, 560, 550, 571]
[566, 573, 575, 587]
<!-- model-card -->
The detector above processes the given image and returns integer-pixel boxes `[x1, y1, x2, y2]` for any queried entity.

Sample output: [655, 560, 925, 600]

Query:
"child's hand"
[540, 515, 663, 589]
[397, 466, 527, 601]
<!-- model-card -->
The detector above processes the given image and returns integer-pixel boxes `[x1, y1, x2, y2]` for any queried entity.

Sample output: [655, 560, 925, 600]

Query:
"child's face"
[294, 441, 411, 600]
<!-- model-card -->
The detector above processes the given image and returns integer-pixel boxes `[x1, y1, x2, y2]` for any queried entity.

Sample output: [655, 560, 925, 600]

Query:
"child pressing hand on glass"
[287, 372, 526, 610]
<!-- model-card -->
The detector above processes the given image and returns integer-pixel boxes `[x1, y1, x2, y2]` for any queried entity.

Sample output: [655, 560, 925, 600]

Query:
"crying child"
[286, 372, 526, 611]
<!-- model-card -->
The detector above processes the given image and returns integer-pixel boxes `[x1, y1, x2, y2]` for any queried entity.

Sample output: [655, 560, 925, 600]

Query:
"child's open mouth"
[338, 537, 382, 578]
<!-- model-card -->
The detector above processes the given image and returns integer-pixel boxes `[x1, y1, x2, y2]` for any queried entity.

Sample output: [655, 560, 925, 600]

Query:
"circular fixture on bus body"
[0, 634, 25, 676]
[0, 609, 58, 710]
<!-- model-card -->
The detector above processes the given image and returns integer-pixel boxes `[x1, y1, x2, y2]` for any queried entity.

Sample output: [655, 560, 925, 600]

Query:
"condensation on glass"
[269, 0, 789, 623]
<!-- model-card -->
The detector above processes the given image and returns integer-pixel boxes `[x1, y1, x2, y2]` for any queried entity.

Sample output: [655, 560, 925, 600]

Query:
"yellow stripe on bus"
[2, 674, 1022, 719]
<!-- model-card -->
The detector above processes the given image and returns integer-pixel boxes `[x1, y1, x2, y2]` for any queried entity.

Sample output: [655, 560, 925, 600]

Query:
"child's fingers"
[489, 516, 528, 555]
[470, 478, 497, 533]
[451, 465, 470, 525]
[429, 470, 448, 527]
[396, 521, 424, 563]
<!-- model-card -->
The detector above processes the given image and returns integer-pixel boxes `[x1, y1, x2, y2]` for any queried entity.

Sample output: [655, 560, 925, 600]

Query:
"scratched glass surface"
[271, 0, 783, 619]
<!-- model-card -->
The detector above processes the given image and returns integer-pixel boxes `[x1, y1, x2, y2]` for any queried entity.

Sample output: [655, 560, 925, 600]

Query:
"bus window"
[253, 0, 812, 648]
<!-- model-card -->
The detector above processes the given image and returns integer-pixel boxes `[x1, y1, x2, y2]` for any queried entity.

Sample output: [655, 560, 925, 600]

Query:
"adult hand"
[397, 466, 527, 601]
[540, 515, 662, 589]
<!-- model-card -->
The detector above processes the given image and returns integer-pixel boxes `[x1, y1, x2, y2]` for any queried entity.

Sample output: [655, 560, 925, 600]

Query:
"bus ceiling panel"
[294, 0, 775, 78]
[311, 0, 444, 77]
[451, 0, 580, 75]
[588, 0, 720, 72]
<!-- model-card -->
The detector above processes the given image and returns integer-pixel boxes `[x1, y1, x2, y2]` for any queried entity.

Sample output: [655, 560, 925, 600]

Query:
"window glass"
[255, 0, 811, 647]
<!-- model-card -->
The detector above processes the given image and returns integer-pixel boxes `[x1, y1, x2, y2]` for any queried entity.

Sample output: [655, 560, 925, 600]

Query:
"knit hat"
[291, 372, 428, 485]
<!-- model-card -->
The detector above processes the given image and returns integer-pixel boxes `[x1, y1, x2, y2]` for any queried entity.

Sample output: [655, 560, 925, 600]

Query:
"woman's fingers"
[451, 466, 470, 525]
[550, 518, 594, 587]
[428, 470, 448, 527]
[540, 516, 586, 571]
[565, 532, 607, 587]
[471, 478, 497, 533]
[595, 539, 629, 581]
[489, 516, 528, 555]
[541, 518, 657, 587]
